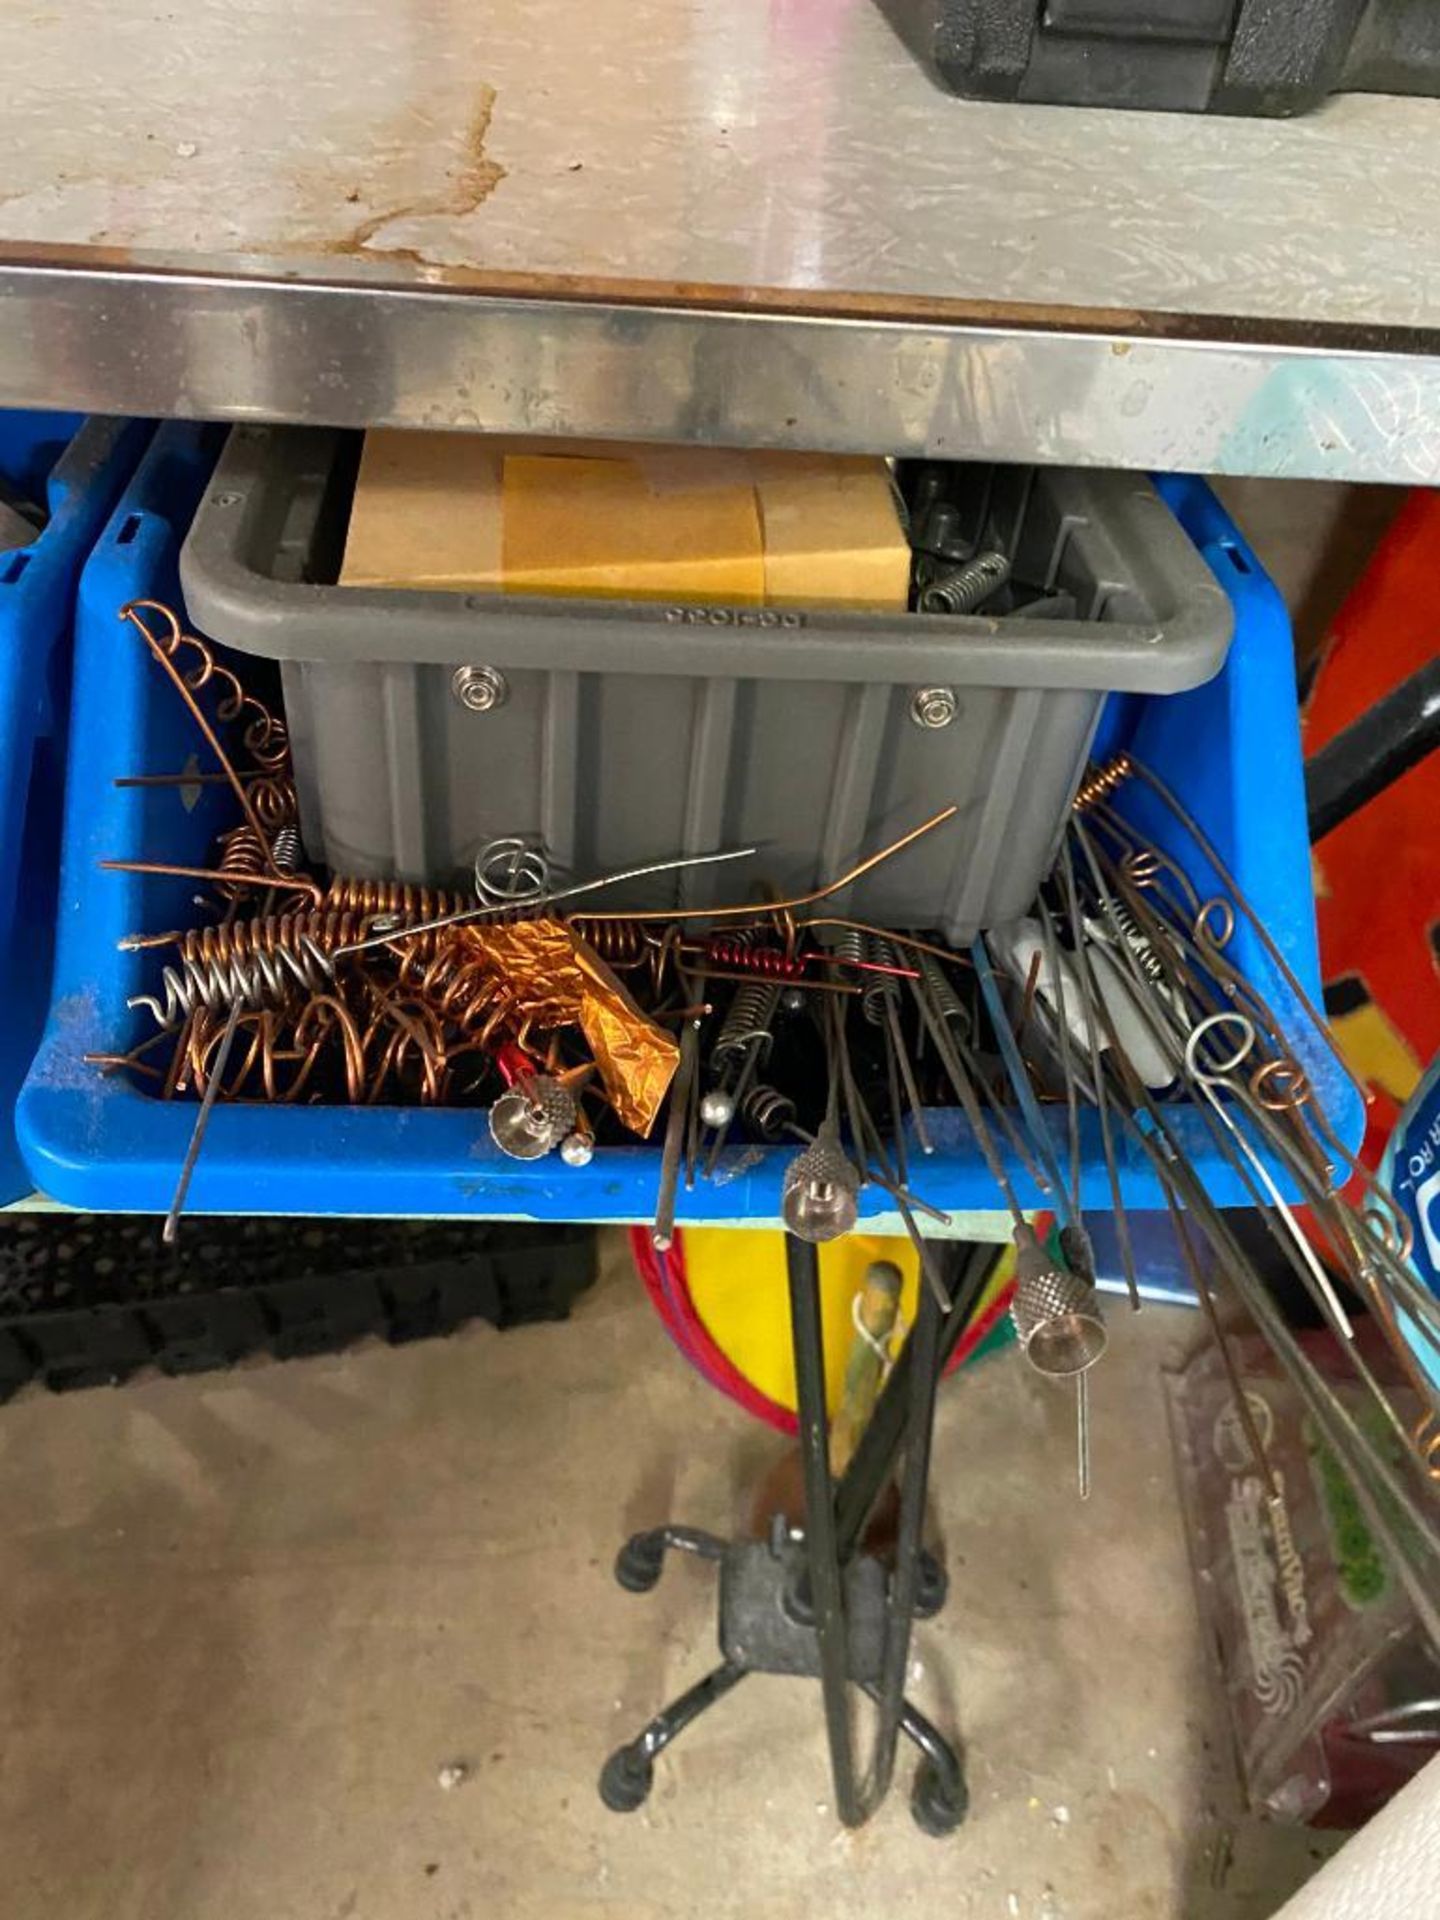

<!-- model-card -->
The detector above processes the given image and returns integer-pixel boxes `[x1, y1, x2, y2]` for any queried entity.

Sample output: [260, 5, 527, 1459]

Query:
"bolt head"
[452, 664, 509, 713]
[911, 686, 958, 730]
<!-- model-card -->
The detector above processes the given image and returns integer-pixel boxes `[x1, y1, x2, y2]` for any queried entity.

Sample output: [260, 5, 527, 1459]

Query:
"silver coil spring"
[828, 925, 866, 972]
[861, 934, 901, 1025]
[918, 950, 971, 1040]
[918, 549, 1011, 616]
[127, 916, 355, 1029]
[269, 825, 303, 875]
[1105, 895, 1169, 987]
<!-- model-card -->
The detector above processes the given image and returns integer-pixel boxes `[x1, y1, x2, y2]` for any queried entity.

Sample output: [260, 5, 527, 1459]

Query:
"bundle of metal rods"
[93, 600, 1440, 1622]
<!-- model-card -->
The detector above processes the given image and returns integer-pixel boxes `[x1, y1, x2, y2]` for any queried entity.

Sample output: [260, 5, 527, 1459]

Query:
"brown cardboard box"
[340, 431, 908, 610]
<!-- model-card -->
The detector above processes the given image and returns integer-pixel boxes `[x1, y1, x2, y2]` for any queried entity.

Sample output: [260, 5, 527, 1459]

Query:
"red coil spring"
[704, 937, 808, 978]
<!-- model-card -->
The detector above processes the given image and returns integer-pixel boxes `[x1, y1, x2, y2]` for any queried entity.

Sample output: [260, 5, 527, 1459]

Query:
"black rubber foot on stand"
[910, 1758, 969, 1837]
[914, 1550, 948, 1621]
[599, 1745, 654, 1813]
[614, 1538, 663, 1594]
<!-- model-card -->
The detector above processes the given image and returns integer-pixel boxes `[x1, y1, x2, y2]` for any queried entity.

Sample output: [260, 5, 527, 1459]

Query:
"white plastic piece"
[1087, 943, 1178, 1092]
[987, 916, 1095, 1058]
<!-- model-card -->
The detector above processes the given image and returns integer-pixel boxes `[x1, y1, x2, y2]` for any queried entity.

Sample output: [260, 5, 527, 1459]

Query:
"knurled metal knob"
[782, 1131, 860, 1243]
[1010, 1224, 1107, 1377]
[488, 1077, 578, 1161]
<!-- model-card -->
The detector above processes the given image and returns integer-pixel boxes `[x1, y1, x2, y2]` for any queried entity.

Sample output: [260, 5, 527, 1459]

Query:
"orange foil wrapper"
[456, 920, 678, 1136]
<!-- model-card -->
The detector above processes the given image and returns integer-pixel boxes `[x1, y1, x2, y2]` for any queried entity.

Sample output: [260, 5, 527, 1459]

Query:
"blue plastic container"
[17, 430, 1359, 1221]
[0, 411, 150, 1203]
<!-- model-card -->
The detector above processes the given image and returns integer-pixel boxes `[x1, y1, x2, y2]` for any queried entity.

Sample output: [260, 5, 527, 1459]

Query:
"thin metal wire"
[972, 935, 1074, 1233]
[1118, 753, 1370, 1133]
[332, 845, 760, 958]
[163, 993, 240, 1242]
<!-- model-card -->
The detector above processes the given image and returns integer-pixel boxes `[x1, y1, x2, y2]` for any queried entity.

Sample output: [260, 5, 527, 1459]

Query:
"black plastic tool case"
[886, 0, 1440, 116]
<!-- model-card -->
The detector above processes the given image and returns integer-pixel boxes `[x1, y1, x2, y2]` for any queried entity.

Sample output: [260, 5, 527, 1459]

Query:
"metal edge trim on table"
[1, 253, 1439, 480]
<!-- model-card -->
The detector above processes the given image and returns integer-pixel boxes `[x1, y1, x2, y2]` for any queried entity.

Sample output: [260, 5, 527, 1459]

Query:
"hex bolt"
[910, 686, 958, 730]
[451, 664, 509, 713]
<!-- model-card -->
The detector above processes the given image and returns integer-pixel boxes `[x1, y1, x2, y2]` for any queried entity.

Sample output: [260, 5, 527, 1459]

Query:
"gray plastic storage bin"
[180, 428, 1233, 938]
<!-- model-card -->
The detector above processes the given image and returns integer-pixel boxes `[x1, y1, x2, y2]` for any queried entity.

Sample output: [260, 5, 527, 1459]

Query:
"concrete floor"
[0, 1232, 1346, 1919]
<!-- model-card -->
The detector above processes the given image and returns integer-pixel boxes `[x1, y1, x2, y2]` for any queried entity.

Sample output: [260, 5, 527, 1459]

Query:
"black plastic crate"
[0, 1215, 595, 1400]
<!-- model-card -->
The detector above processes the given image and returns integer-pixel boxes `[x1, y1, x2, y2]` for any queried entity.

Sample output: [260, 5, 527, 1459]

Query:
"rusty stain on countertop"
[329, 83, 506, 262]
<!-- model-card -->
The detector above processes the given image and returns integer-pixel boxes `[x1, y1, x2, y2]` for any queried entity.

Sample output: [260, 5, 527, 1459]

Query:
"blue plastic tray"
[17, 431, 1360, 1220]
[0, 411, 150, 1203]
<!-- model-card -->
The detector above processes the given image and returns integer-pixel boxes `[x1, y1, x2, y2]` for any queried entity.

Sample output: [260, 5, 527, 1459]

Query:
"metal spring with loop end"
[712, 980, 782, 1063]
[129, 912, 368, 1029]
[121, 600, 291, 774]
[918, 549, 1011, 616]
[1072, 754, 1134, 813]
[739, 1081, 797, 1141]
[474, 837, 550, 910]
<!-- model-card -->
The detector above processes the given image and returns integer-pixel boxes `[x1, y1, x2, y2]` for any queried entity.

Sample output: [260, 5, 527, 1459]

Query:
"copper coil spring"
[181, 980, 452, 1109]
[740, 1081, 796, 1140]
[389, 937, 533, 1049]
[704, 936, 807, 978]
[323, 876, 466, 923]
[123, 600, 291, 778]
[1119, 847, 1165, 889]
[713, 980, 781, 1062]
[1072, 753, 1134, 813]
[861, 934, 901, 1024]
[129, 911, 368, 1029]
[568, 916, 649, 968]
[248, 774, 299, 832]
[242, 710, 291, 774]
[214, 823, 272, 901]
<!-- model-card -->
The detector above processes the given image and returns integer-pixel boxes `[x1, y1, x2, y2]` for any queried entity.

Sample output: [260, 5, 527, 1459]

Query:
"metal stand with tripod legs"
[599, 1237, 1000, 1835]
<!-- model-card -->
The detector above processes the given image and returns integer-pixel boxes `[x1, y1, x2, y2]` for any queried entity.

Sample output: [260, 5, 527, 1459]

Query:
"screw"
[451, 664, 508, 713]
[910, 686, 958, 730]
